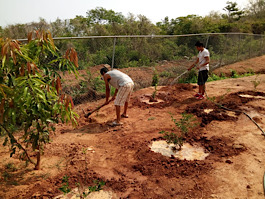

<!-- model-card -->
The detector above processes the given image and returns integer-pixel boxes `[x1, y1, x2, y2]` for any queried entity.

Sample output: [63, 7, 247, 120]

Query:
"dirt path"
[0, 57, 265, 199]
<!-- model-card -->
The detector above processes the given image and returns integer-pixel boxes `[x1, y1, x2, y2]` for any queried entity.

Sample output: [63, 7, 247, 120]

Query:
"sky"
[0, 0, 250, 28]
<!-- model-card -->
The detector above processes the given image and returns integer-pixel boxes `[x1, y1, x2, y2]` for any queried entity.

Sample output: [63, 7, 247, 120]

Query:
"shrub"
[159, 113, 198, 150]
[0, 31, 78, 170]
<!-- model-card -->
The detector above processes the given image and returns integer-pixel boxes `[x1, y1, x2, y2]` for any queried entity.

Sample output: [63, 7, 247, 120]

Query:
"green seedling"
[59, 175, 71, 195]
[152, 69, 159, 86]
[82, 148, 88, 154]
[87, 180, 105, 194]
[5, 162, 17, 172]
[2, 171, 12, 181]
[148, 117, 156, 121]
[251, 75, 261, 91]
[76, 180, 105, 198]
[151, 84, 158, 101]
[159, 113, 198, 150]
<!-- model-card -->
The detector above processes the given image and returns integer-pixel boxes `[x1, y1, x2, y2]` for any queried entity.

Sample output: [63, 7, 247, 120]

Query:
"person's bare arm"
[103, 74, 111, 104]
[111, 88, 118, 101]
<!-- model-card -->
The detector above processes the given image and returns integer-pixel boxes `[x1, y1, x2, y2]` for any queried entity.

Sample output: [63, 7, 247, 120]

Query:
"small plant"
[5, 162, 17, 172]
[76, 180, 105, 198]
[150, 69, 159, 102]
[159, 130, 184, 150]
[251, 75, 261, 91]
[230, 69, 239, 78]
[159, 113, 198, 150]
[88, 180, 105, 192]
[59, 175, 71, 194]
[172, 113, 198, 135]
[208, 96, 217, 103]
[148, 117, 156, 121]
[150, 84, 158, 102]
[2, 171, 12, 181]
[152, 69, 159, 86]
[81, 147, 88, 154]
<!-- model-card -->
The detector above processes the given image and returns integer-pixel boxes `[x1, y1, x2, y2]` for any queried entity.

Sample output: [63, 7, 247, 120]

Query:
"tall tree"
[3, 24, 28, 39]
[223, 1, 245, 22]
[50, 18, 70, 37]
[86, 7, 125, 27]
[246, 0, 265, 18]
[69, 16, 89, 36]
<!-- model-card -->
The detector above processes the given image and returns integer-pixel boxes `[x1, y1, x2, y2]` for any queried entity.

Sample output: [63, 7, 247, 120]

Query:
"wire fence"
[23, 33, 264, 105]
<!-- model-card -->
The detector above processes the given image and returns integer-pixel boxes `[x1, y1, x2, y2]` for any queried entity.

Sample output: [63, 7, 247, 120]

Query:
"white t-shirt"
[106, 69, 133, 89]
[198, 48, 210, 71]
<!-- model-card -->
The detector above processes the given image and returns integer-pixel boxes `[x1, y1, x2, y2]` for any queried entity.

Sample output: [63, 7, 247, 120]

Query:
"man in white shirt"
[188, 41, 210, 100]
[100, 67, 134, 126]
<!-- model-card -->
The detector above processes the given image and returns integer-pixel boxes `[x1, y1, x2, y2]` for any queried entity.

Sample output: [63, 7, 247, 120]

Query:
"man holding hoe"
[188, 41, 210, 100]
[100, 67, 134, 126]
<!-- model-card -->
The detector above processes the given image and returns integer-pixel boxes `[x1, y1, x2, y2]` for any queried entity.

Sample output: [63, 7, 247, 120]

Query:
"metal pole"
[111, 37, 116, 70]
[205, 35, 210, 48]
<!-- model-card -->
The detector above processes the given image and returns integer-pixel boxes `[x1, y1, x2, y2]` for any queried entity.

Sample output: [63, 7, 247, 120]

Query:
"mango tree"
[0, 31, 79, 170]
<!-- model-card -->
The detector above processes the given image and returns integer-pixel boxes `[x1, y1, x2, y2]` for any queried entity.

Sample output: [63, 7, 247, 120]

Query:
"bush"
[159, 113, 198, 150]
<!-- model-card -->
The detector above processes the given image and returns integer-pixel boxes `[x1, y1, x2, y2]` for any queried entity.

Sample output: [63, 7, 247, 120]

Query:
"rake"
[170, 70, 188, 85]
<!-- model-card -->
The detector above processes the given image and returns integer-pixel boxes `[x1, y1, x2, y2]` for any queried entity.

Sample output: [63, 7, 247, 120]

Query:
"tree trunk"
[34, 145, 41, 170]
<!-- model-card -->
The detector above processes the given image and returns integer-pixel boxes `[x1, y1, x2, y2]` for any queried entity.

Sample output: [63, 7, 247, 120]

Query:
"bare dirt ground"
[0, 56, 265, 199]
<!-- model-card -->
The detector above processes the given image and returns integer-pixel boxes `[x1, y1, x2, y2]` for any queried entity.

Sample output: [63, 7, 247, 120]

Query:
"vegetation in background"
[0, 1, 264, 69]
[0, 31, 78, 170]
[179, 69, 257, 84]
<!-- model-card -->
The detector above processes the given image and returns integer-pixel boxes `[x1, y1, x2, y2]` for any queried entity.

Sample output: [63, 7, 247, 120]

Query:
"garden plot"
[1, 58, 265, 199]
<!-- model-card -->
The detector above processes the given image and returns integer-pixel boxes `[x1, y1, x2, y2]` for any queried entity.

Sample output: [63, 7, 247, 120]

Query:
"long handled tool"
[84, 103, 107, 118]
[170, 70, 188, 86]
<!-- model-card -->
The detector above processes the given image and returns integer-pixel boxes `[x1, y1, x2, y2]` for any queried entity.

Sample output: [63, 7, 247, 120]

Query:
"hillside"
[0, 56, 265, 199]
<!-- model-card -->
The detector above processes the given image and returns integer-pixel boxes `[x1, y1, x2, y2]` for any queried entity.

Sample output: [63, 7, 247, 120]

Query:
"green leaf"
[10, 147, 16, 157]
[23, 87, 29, 98]
[2, 55, 6, 68]
[3, 137, 8, 146]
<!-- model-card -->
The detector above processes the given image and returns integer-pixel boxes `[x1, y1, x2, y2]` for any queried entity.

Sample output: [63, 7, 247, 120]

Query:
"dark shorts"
[198, 70, 208, 85]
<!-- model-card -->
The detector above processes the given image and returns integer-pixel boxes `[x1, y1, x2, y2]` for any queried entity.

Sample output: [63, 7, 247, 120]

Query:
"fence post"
[205, 35, 210, 48]
[111, 37, 117, 70]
